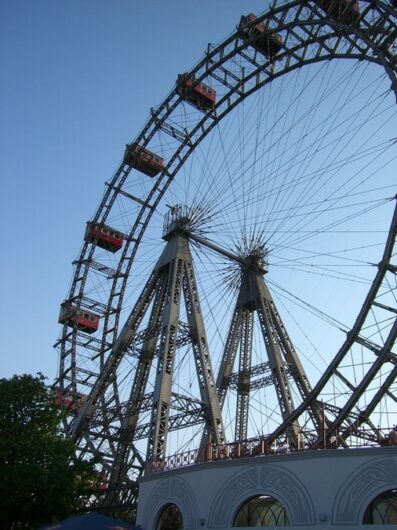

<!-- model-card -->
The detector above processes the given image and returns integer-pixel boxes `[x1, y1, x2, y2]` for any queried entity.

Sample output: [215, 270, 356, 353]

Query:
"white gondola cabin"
[123, 143, 164, 177]
[239, 14, 283, 59]
[177, 74, 216, 111]
[85, 222, 124, 253]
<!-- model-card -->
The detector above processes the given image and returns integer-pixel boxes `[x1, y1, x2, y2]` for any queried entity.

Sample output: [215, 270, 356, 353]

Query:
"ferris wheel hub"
[237, 240, 269, 274]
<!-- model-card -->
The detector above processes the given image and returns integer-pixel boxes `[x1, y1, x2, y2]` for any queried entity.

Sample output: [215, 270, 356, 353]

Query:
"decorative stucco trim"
[140, 476, 199, 530]
[332, 456, 397, 525]
[207, 463, 316, 527]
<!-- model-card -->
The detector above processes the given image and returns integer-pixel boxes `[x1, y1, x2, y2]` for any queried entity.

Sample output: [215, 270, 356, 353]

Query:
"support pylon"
[214, 267, 325, 448]
[81, 223, 226, 507]
[147, 233, 225, 460]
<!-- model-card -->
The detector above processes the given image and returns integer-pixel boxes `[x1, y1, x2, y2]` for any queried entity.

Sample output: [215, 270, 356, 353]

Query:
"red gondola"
[239, 14, 283, 58]
[177, 74, 216, 111]
[319, 0, 360, 24]
[98, 472, 109, 491]
[123, 143, 164, 177]
[85, 222, 124, 253]
[54, 388, 86, 414]
[58, 303, 99, 334]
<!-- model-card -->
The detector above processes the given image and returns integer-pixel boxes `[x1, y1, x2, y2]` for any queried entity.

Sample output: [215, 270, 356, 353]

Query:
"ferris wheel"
[55, 0, 397, 515]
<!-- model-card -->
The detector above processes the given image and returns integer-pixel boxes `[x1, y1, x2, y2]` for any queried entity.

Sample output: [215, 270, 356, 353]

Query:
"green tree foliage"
[0, 374, 97, 529]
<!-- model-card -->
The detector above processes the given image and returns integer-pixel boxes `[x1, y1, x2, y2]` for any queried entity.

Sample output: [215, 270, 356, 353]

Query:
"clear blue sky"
[0, 0, 271, 380]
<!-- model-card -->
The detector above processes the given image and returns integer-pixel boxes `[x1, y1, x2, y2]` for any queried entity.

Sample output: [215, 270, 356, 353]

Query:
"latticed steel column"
[212, 265, 317, 447]
[146, 233, 225, 460]
[147, 254, 184, 461]
[217, 305, 244, 405]
[261, 285, 325, 434]
[199, 301, 244, 453]
[256, 286, 301, 446]
[104, 275, 168, 505]
[235, 309, 254, 441]
[182, 261, 225, 445]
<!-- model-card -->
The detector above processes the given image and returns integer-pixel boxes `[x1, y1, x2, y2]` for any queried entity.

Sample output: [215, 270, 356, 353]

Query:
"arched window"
[363, 489, 397, 524]
[156, 502, 184, 530]
[233, 495, 290, 527]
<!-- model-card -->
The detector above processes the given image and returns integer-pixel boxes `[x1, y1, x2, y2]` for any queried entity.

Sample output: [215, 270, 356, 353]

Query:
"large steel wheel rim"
[56, 0, 397, 512]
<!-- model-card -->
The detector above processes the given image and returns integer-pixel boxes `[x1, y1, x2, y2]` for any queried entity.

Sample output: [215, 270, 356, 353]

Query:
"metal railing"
[146, 427, 397, 474]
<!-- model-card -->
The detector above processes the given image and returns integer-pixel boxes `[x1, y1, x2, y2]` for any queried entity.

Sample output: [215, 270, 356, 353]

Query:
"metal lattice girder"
[70, 269, 162, 438]
[73, 258, 119, 279]
[339, 362, 397, 443]
[88, 393, 205, 428]
[182, 259, 225, 444]
[190, 231, 328, 447]
[325, 318, 397, 443]
[266, 202, 397, 448]
[198, 298, 245, 454]
[264, 296, 326, 433]
[235, 311, 254, 441]
[134, 408, 205, 441]
[147, 253, 185, 460]
[216, 305, 244, 405]
[147, 233, 225, 460]
[320, 401, 377, 440]
[126, 321, 192, 357]
[228, 361, 272, 389]
[82, 230, 226, 508]
[249, 274, 302, 446]
[104, 276, 168, 505]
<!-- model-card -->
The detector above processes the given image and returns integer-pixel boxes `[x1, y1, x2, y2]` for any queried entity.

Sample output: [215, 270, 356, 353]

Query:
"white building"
[137, 447, 397, 529]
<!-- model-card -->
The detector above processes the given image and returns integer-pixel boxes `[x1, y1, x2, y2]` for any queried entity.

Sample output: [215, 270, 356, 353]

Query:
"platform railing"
[146, 427, 397, 474]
